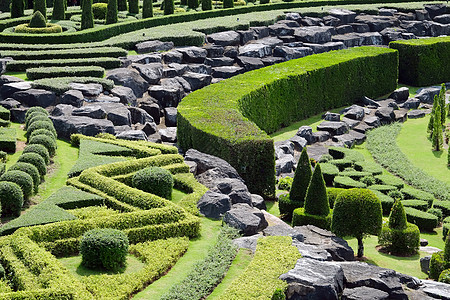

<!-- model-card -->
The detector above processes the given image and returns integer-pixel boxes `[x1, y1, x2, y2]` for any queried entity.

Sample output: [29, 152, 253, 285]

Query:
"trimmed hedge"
[14, 23, 62, 33]
[23, 144, 50, 165]
[292, 207, 332, 230]
[0, 128, 16, 153]
[320, 163, 339, 185]
[25, 120, 56, 139]
[17, 152, 46, 176]
[0, 106, 10, 122]
[390, 37, 450, 86]
[28, 128, 57, 141]
[9, 162, 40, 194]
[430, 251, 449, 280]
[28, 134, 57, 156]
[0, 181, 23, 216]
[26, 66, 105, 80]
[353, 161, 384, 175]
[434, 201, 450, 218]
[0, 170, 33, 199]
[379, 222, 420, 255]
[178, 47, 398, 197]
[402, 185, 435, 207]
[2, 47, 127, 60]
[6, 57, 121, 72]
[326, 187, 345, 209]
[32, 76, 115, 94]
[371, 190, 394, 215]
[278, 193, 301, 221]
[401, 199, 428, 211]
[333, 176, 366, 189]
[132, 166, 174, 200]
[375, 174, 404, 189]
[404, 206, 438, 232]
[368, 184, 398, 194]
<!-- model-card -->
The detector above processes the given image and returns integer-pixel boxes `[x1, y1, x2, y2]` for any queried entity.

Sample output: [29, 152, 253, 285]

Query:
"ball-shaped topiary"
[26, 120, 56, 140]
[29, 11, 46, 28]
[23, 144, 50, 165]
[289, 148, 312, 203]
[80, 228, 129, 271]
[332, 188, 382, 258]
[28, 134, 57, 157]
[142, 0, 153, 18]
[105, 0, 118, 24]
[132, 166, 173, 199]
[92, 2, 107, 19]
[25, 114, 51, 129]
[0, 181, 23, 217]
[430, 251, 448, 280]
[9, 162, 40, 194]
[17, 153, 46, 176]
[28, 128, 57, 141]
[25, 107, 48, 120]
[0, 170, 33, 199]
[25, 110, 48, 126]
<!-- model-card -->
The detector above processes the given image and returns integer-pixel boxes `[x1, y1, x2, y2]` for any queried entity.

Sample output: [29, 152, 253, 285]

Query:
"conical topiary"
[445, 234, 450, 262]
[428, 95, 438, 134]
[304, 163, 329, 216]
[118, 0, 127, 10]
[52, 0, 65, 20]
[128, 0, 138, 13]
[289, 148, 312, 203]
[432, 103, 443, 151]
[439, 83, 447, 126]
[11, 0, 25, 18]
[105, 0, 117, 24]
[142, 0, 153, 18]
[388, 200, 407, 230]
[29, 11, 47, 28]
[81, 0, 94, 30]
[33, 0, 47, 21]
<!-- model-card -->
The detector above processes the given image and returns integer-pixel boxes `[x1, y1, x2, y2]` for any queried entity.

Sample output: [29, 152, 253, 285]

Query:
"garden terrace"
[178, 46, 398, 197]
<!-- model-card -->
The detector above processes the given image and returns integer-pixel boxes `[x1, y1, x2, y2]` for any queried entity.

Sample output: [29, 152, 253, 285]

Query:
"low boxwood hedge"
[14, 23, 63, 34]
[292, 207, 332, 230]
[6, 57, 121, 72]
[434, 201, 450, 218]
[371, 190, 394, 215]
[401, 199, 428, 211]
[402, 185, 435, 207]
[9, 162, 40, 194]
[404, 206, 438, 232]
[375, 174, 404, 189]
[17, 152, 46, 176]
[0, 128, 16, 153]
[368, 184, 398, 194]
[178, 47, 398, 197]
[22, 144, 50, 164]
[0, 170, 33, 199]
[26, 66, 106, 80]
[0, 106, 10, 122]
[1, 47, 127, 60]
[28, 134, 57, 157]
[333, 175, 366, 189]
[25, 120, 56, 139]
[32, 76, 115, 94]
[353, 161, 383, 175]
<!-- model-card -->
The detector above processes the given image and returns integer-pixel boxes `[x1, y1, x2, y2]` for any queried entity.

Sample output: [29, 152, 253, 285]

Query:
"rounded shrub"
[25, 114, 51, 129]
[28, 134, 57, 157]
[142, 0, 153, 18]
[105, 0, 118, 24]
[17, 153, 46, 176]
[289, 148, 312, 203]
[326, 187, 345, 209]
[26, 121, 56, 139]
[80, 228, 129, 271]
[25, 110, 47, 125]
[278, 193, 302, 222]
[430, 251, 448, 280]
[277, 176, 293, 191]
[388, 190, 404, 201]
[361, 175, 376, 186]
[132, 166, 173, 199]
[9, 162, 40, 193]
[0, 181, 23, 217]
[0, 151, 6, 163]
[29, 128, 57, 141]
[92, 3, 107, 19]
[0, 170, 33, 199]
[439, 269, 450, 283]
[292, 207, 332, 230]
[23, 144, 50, 165]
[25, 107, 48, 120]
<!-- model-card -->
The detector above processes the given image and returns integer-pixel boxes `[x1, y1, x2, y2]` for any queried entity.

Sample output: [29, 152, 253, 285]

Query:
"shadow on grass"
[76, 262, 127, 276]
[432, 150, 443, 158]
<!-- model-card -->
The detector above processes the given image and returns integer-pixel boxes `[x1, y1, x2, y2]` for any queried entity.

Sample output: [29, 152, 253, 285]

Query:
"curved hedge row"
[178, 46, 398, 197]
[390, 36, 450, 86]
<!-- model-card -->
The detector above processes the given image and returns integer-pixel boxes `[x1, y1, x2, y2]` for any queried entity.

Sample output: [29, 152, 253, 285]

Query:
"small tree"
[201, 0, 211, 10]
[51, 0, 65, 20]
[432, 103, 443, 151]
[428, 95, 438, 135]
[289, 148, 312, 203]
[33, 0, 47, 20]
[117, 0, 127, 10]
[142, 0, 153, 18]
[332, 188, 382, 258]
[222, 0, 233, 8]
[81, 0, 94, 30]
[389, 200, 407, 230]
[11, 0, 25, 18]
[128, 0, 138, 13]
[439, 83, 447, 126]
[187, 0, 198, 9]
[105, 0, 117, 24]
[163, 0, 174, 15]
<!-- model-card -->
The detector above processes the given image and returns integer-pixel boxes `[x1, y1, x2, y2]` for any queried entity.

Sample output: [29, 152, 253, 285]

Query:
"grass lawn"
[396, 116, 450, 186]
[207, 248, 253, 299]
[59, 254, 145, 278]
[133, 217, 222, 299]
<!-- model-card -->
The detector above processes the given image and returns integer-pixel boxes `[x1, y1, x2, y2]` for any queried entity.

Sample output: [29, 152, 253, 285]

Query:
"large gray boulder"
[132, 63, 163, 85]
[182, 72, 212, 91]
[159, 127, 177, 142]
[148, 85, 183, 108]
[135, 40, 174, 54]
[223, 204, 268, 236]
[212, 178, 252, 206]
[51, 104, 74, 117]
[50, 115, 115, 139]
[177, 46, 208, 63]
[68, 83, 103, 97]
[61, 90, 84, 107]
[197, 190, 232, 219]
[342, 105, 365, 120]
[375, 107, 396, 125]
[116, 130, 148, 141]
[238, 43, 272, 58]
[0, 82, 32, 99]
[12, 89, 56, 108]
[389, 87, 409, 102]
[341, 287, 389, 300]
[164, 107, 177, 127]
[110, 86, 137, 106]
[317, 121, 349, 136]
[329, 8, 357, 23]
[128, 107, 153, 125]
[232, 233, 262, 253]
[95, 103, 131, 126]
[294, 26, 334, 43]
[415, 86, 441, 104]
[207, 31, 241, 46]
[72, 105, 106, 119]
[106, 68, 149, 98]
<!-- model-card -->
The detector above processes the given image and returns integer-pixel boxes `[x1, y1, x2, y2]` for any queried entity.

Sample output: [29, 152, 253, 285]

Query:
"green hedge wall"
[26, 66, 105, 80]
[390, 37, 450, 86]
[6, 57, 121, 72]
[1, 46, 127, 60]
[178, 47, 398, 197]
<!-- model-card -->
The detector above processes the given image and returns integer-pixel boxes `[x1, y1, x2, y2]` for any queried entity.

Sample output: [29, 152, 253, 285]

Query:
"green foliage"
[432, 103, 444, 151]
[375, 174, 404, 189]
[438, 84, 447, 126]
[278, 193, 301, 221]
[105, 0, 118, 24]
[31, 76, 116, 94]
[289, 148, 311, 202]
[223, 0, 234, 8]
[81, 0, 94, 30]
[390, 37, 450, 86]
[304, 164, 329, 216]
[132, 166, 174, 200]
[427, 207, 443, 222]
[277, 176, 292, 191]
[430, 251, 449, 280]
[26, 120, 56, 139]
[292, 207, 332, 230]
[2, 47, 127, 60]
[32, 0, 47, 22]
[80, 228, 129, 271]
[52, 0, 65, 20]
[428, 96, 437, 134]
[92, 3, 108, 19]
[202, 0, 212, 11]
[28, 134, 57, 157]
[0, 128, 16, 153]
[328, 146, 364, 162]
[389, 200, 407, 230]
[164, 0, 174, 15]
[23, 143, 50, 164]
[0, 181, 23, 217]
[404, 207, 438, 232]
[401, 200, 428, 211]
[11, 0, 25, 18]
[401, 185, 435, 207]
[9, 162, 40, 194]
[387, 190, 403, 201]
[217, 236, 300, 300]
[445, 235, 450, 262]
[17, 152, 46, 176]
[129, 0, 139, 13]
[25, 114, 51, 129]
[368, 184, 398, 194]
[179, 40, 396, 200]
[319, 162, 339, 185]
[142, 0, 153, 18]
[28, 128, 57, 141]
[0, 152, 6, 163]
[0, 107, 10, 122]
[188, 0, 198, 9]
[378, 222, 420, 255]
[438, 268, 450, 283]
[326, 187, 345, 209]
[25, 107, 48, 120]
[160, 226, 239, 300]
[333, 176, 366, 189]
[15, 24, 62, 36]
[117, 0, 127, 10]
[0, 170, 33, 199]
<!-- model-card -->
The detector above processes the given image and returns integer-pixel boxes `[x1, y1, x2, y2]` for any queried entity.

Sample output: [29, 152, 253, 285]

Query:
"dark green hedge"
[1, 47, 127, 60]
[26, 66, 105, 80]
[178, 47, 398, 197]
[32, 77, 115, 94]
[390, 37, 450, 86]
[0, 128, 16, 153]
[6, 57, 121, 72]
[292, 207, 332, 230]
[0, 106, 10, 122]
[404, 206, 438, 232]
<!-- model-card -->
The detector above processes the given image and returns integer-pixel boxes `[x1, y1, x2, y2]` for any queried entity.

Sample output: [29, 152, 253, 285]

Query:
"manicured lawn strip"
[396, 116, 450, 185]
[367, 123, 450, 200]
[207, 248, 253, 299]
[133, 218, 222, 299]
[345, 227, 445, 279]
[26, 66, 105, 80]
[159, 226, 239, 300]
[217, 236, 300, 300]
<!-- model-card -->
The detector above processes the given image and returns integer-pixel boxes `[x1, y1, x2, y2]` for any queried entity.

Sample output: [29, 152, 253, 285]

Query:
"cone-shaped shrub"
[33, 0, 47, 21]
[439, 83, 447, 126]
[128, 0, 138, 13]
[332, 188, 382, 257]
[11, 0, 25, 18]
[304, 163, 329, 216]
[445, 234, 450, 262]
[428, 95, 438, 134]
[432, 103, 443, 151]
[389, 200, 407, 230]
[105, 0, 117, 24]
[188, 0, 198, 9]
[29, 11, 46, 28]
[222, 0, 233, 8]
[51, 0, 65, 20]
[118, 0, 127, 10]
[163, 0, 174, 15]
[201, 0, 211, 10]
[142, 0, 153, 18]
[289, 148, 312, 203]
[81, 0, 94, 30]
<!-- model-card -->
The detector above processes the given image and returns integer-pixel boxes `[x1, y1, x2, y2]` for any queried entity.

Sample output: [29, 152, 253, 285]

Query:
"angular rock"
[350, 22, 370, 33]
[323, 112, 340, 121]
[198, 190, 232, 219]
[292, 240, 332, 261]
[323, 15, 341, 27]
[390, 87, 410, 102]
[12, 89, 56, 108]
[273, 46, 313, 60]
[116, 129, 147, 141]
[294, 26, 333, 43]
[207, 31, 241, 46]
[148, 85, 183, 108]
[355, 15, 399, 32]
[236, 56, 265, 71]
[301, 16, 323, 26]
[212, 178, 252, 206]
[164, 107, 177, 127]
[329, 8, 357, 24]
[289, 135, 307, 151]
[132, 63, 163, 85]
[128, 107, 153, 124]
[161, 76, 191, 93]
[415, 86, 441, 104]
[251, 26, 270, 39]
[276, 154, 295, 176]
[159, 127, 177, 142]
[50, 115, 115, 139]
[343, 105, 365, 120]
[177, 46, 208, 63]
[60, 89, 84, 107]
[223, 46, 239, 58]
[95, 95, 121, 103]
[263, 224, 304, 242]
[268, 23, 295, 36]
[186, 64, 211, 75]
[375, 107, 395, 125]
[238, 43, 272, 58]
[362, 96, 381, 108]
[312, 131, 331, 142]
[275, 140, 294, 156]
[163, 50, 183, 64]
[128, 53, 162, 64]
[341, 287, 390, 300]
[317, 121, 349, 136]
[0, 82, 32, 99]
[223, 205, 268, 236]
[72, 105, 106, 119]
[0, 98, 20, 109]
[0, 75, 23, 86]
[332, 134, 355, 148]
[251, 194, 266, 210]
[364, 116, 381, 127]
[139, 101, 160, 125]
[135, 40, 174, 54]
[420, 256, 431, 274]
[205, 57, 235, 67]
[68, 83, 103, 97]
[10, 107, 27, 123]
[233, 234, 262, 252]
[164, 63, 189, 77]
[296, 125, 314, 144]
[205, 44, 225, 58]
[237, 29, 254, 44]
[212, 66, 243, 78]
[106, 68, 149, 98]
[182, 71, 212, 91]
[407, 110, 425, 119]
[424, 3, 447, 19]
[51, 104, 73, 117]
